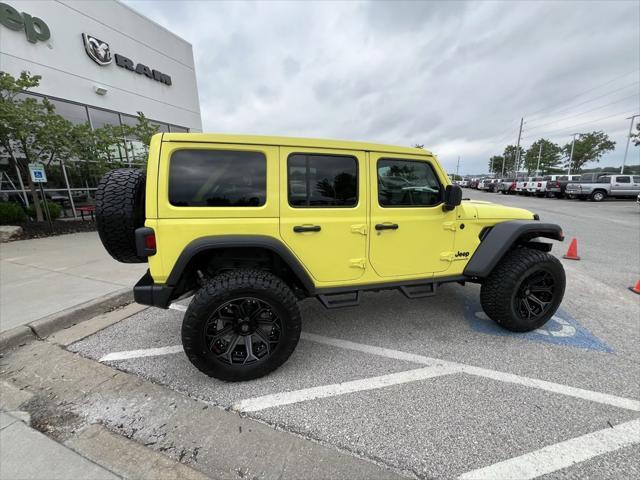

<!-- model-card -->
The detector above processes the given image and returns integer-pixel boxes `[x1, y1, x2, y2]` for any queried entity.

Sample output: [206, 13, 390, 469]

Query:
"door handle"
[375, 223, 399, 231]
[293, 225, 321, 233]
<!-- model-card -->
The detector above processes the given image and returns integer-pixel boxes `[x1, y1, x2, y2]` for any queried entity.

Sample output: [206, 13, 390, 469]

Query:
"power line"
[521, 110, 634, 140]
[524, 94, 638, 133]
[525, 69, 639, 120]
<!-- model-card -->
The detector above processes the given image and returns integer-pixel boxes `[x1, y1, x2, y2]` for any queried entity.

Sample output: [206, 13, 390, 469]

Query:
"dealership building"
[0, 0, 202, 209]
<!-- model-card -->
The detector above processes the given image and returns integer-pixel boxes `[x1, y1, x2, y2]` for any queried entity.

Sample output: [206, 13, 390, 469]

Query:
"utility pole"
[567, 133, 581, 176]
[489, 157, 493, 175]
[501, 155, 506, 177]
[621, 114, 639, 174]
[455, 156, 460, 179]
[514, 117, 524, 174]
[535, 143, 543, 175]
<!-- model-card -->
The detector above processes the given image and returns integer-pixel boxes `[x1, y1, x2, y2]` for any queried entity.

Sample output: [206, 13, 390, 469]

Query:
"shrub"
[0, 202, 27, 225]
[26, 201, 62, 221]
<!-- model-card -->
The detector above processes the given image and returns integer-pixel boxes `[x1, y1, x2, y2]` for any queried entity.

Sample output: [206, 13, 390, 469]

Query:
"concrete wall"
[0, 0, 202, 131]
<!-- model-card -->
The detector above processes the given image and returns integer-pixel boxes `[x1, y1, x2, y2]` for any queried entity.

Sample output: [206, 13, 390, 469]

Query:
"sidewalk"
[1, 412, 119, 480]
[0, 232, 146, 333]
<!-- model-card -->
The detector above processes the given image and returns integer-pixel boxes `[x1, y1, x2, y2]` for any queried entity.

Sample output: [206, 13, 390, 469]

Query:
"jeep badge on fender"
[96, 133, 566, 382]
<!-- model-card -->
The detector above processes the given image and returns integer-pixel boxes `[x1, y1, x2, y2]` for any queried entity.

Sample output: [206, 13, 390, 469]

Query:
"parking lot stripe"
[169, 304, 188, 312]
[302, 332, 640, 412]
[457, 418, 640, 479]
[99, 345, 183, 362]
[232, 365, 458, 412]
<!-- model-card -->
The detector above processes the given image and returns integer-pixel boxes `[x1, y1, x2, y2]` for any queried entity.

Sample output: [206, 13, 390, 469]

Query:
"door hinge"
[349, 258, 366, 269]
[443, 222, 457, 231]
[351, 224, 368, 235]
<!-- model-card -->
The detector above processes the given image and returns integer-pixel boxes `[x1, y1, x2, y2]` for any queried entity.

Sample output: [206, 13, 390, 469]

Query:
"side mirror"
[443, 184, 462, 211]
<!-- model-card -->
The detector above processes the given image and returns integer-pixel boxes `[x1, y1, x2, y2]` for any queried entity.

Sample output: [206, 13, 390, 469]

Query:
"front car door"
[368, 152, 456, 278]
[279, 147, 367, 283]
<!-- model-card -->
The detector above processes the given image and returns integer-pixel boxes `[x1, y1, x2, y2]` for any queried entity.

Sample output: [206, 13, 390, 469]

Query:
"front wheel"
[480, 248, 565, 332]
[182, 269, 301, 381]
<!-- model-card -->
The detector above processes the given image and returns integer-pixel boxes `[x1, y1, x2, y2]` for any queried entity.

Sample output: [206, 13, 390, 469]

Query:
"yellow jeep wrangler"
[96, 134, 565, 381]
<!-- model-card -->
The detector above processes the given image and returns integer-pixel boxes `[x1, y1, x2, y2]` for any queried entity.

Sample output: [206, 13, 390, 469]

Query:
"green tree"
[631, 123, 639, 147]
[488, 155, 504, 174]
[130, 111, 160, 149]
[523, 138, 562, 175]
[0, 72, 75, 221]
[563, 131, 616, 173]
[501, 145, 523, 175]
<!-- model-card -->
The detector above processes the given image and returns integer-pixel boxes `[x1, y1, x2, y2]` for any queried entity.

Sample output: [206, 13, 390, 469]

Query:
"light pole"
[567, 133, 582, 176]
[535, 143, 542, 176]
[501, 155, 506, 177]
[621, 114, 639, 174]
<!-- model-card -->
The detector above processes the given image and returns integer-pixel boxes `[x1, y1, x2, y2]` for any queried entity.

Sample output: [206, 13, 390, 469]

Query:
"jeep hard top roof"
[160, 133, 434, 157]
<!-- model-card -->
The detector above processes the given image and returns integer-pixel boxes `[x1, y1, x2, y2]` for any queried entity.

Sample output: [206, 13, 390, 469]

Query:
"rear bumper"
[133, 270, 174, 308]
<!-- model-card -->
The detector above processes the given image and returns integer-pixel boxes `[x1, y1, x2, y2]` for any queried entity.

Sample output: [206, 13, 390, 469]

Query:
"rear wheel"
[591, 190, 606, 202]
[182, 269, 301, 381]
[480, 248, 565, 332]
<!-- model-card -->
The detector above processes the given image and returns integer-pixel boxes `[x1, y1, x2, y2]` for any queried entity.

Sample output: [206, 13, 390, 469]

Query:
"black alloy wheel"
[204, 297, 282, 366]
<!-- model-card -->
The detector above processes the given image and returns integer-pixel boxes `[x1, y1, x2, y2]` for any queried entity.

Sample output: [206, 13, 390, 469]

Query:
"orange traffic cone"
[629, 280, 640, 295]
[563, 238, 580, 260]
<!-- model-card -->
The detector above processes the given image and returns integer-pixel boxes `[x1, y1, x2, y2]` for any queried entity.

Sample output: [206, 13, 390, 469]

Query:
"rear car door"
[611, 175, 632, 196]
[279, 147, 367, 283]
[368, 152, 456, 277]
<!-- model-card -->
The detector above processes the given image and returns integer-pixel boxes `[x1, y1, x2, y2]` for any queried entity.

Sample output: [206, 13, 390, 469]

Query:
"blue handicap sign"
[464, 298, 613, 352]
[34, 171, 43, 179]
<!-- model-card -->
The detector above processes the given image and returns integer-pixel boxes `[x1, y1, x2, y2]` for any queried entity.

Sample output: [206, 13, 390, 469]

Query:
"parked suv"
[96, 134, 566, 381]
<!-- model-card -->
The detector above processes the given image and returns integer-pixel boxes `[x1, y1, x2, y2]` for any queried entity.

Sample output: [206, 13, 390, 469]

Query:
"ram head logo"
[82, 33, 112, 66]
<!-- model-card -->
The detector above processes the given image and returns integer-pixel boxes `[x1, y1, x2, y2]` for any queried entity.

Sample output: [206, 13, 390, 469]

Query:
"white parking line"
[232, 365, 458, 412]
[302, 332, 640, 412]
[458, 418, 640, 480]
[169, 303, 188, 312]
[99, 345, 183, 362]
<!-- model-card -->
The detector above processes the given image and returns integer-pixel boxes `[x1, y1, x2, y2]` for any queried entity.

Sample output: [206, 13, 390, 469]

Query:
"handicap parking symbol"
[34, 171, 43, 179]
[464, 298, 613, 352]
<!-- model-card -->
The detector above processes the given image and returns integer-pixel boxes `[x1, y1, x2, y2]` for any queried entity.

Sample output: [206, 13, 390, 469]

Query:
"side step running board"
[399, 282, 437, 299]
[317, 291, 361, 309]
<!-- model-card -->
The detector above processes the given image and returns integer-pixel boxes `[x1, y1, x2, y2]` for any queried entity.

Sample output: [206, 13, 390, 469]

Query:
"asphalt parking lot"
[70, 192, 640, 479]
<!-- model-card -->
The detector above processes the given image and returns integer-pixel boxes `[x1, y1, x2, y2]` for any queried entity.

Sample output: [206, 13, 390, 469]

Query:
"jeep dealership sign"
[82, 33, 172, 86]
[0, 2, 50, 43]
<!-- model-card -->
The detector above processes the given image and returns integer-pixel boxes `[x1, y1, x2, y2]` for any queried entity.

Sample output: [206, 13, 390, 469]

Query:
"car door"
[611, 175, 632, 196]
[279, 147, 367, 283]
[368, 152, 456, 277]
[632, 176, 640, 196]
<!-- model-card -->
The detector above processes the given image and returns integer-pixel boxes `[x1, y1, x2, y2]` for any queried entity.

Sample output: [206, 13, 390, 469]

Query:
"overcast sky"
[125, 0, 639, 174]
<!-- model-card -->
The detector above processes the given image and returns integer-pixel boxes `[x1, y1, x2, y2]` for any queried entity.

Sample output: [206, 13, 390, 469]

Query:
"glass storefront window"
[89, 107, 120, 129]
[48, 99, 89, 125]
[169, 125, 189, 133]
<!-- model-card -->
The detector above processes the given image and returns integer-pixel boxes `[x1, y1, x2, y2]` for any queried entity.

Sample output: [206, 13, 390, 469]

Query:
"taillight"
[135, 227, 157, 257]
[145, 233, 156, 250]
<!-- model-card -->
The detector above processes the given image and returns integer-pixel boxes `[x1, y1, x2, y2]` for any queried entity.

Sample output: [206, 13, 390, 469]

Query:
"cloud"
[125, 0, 639, 174]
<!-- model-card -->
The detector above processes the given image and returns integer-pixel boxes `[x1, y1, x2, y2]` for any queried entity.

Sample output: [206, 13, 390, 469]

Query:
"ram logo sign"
[81, 33, 172, 86]
[82, 33, 112, 65]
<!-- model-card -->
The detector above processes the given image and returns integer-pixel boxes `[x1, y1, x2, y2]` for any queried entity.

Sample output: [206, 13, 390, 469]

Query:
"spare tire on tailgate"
[96, 168, 146, 263]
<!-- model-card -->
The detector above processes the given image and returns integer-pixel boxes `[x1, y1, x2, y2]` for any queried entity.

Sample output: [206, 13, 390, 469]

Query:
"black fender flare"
[166, 235, 316, 294]
[463, 220, 564, 278]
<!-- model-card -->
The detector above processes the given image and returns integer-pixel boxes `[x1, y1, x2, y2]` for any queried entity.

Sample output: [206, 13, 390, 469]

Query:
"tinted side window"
[169, 149, 266, 207]
[633, 176, 640, 183]
[287, 154, 358, 207]
[378, 159, 442, 207]
[617, 176, 631, 183]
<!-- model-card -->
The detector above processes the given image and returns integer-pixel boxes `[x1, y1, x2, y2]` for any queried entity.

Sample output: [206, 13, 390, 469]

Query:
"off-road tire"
[182, 269, 301, 381]
[95, 168, 146, 263]
[590, 190, 606, 202]
[480, 248, 565, 332]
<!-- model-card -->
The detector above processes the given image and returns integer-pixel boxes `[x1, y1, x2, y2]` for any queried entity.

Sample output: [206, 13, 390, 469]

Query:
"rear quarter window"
[169, 149, 266, 207]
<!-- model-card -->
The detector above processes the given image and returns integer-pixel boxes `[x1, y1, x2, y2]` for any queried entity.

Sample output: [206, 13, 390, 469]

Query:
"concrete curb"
[0, 326, 36, 353]
[1, 288, 134, 352]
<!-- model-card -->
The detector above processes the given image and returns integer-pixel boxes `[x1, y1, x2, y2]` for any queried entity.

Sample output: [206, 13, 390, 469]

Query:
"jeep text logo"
[0, 2, 50, 43]
[82, 33, 172, 86]
[455, 251, 470, 258]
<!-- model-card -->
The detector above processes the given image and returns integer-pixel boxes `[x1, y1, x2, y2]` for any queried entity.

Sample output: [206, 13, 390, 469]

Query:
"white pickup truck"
[565, 174, 640, 201]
